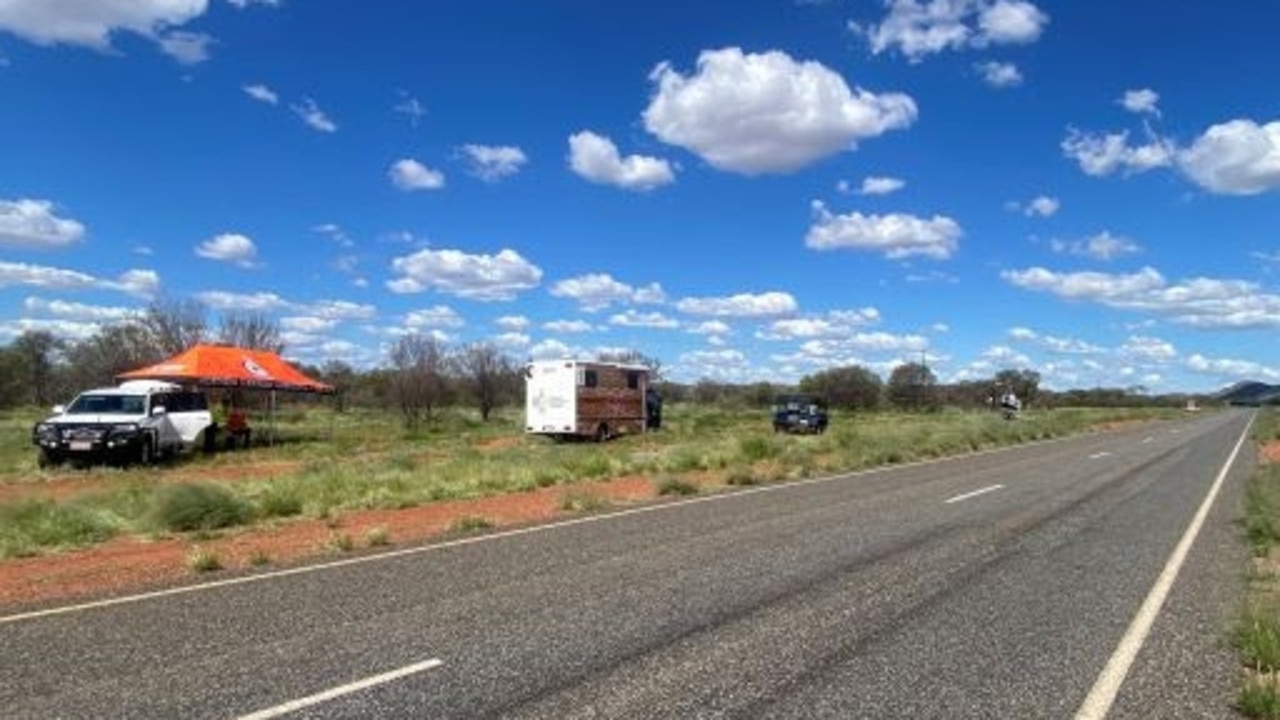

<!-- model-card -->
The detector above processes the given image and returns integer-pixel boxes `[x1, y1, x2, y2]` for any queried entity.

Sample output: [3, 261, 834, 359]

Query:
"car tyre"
[37, 448, 63, 469]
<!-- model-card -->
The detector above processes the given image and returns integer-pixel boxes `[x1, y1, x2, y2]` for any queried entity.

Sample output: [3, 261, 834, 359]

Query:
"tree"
[318, 360, 357, 412]
[11, 330, 64, 407]
[62, 322, 158, 391]
[0, 344, 27, 409]
[799, 365, 883, 411]
[887, 361, 937, 411]
[994, 368, 1041, 409]
[456, 343, 518, 421]
[388, 333, 450, 429]
[597, 349, 663, 382]
[218, 311, 284, 353]
[143, 298, 207, 356]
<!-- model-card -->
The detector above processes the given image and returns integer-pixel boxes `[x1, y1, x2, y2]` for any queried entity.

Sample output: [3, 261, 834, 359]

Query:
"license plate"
[70, 441, 92, 451]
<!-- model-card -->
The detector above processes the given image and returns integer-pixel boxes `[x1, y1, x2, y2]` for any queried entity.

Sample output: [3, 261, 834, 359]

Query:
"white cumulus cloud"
[858, 0, 1048, 62]
[461, 144, 528, 182]
[1177, 119, 1280, 195]
[643, 47, 916, 175]
[195, 232, 258, 267]
[806, 201, 960, 260]
[567, 131, 674, 191]
[389, 159, 445, 191]
[1062, 128, 1175, 177]
[1120, 88, 1160, 116]
[1004, 266, 1280, 329]
[550, 273, 666, 311]
[976, 60, 1022, 87]
[387, 247, 542, 301]
[0, 198, 85, 248]
[676, 291, 798, 318]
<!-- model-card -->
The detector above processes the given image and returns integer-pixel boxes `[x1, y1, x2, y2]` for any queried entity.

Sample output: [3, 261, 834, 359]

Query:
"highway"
[0, 410, 1254, 719]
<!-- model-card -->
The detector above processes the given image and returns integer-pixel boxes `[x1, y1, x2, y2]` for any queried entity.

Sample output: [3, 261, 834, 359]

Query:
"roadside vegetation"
[0, 402, 1181, 560]
[1238, 408, 1280, 718]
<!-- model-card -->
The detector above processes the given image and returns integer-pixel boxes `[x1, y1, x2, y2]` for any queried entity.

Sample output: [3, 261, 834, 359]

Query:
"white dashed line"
[234, 658, 444, 720]
[1089, 452, 1113, 460]
[944, 484, 1004, 504]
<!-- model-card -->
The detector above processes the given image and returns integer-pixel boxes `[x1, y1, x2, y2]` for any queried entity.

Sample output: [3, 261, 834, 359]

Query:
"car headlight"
[109, 423, 140, 437]
[34, 423, 58, 440]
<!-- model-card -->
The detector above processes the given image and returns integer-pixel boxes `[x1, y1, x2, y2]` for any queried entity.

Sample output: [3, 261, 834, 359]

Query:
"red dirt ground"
[1261, 440, 1280, 465]
[0, 471, 681, 612]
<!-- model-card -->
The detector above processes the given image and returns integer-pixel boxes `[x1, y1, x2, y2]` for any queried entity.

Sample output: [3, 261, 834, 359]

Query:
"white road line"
[1141, 437, 1154, 444]
[1089, 452, 1113, 460]
[944, 484, 1004, 504]
[1074, 414, 1254, 720]
[233, 658, 443, 720]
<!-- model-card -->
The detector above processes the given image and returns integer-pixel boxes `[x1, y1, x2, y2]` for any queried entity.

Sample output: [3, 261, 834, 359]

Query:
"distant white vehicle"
[1000, 391, 1022, 420]
[524, 360, 658, 441]
[31, 380, 213, 468]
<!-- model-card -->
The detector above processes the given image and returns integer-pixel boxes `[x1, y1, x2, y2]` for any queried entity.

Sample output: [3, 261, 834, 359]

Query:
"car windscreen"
[65, 394, 146, 415]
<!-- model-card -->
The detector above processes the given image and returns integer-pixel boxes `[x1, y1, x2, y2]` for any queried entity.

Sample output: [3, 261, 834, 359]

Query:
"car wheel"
[37, 448, 63, 469]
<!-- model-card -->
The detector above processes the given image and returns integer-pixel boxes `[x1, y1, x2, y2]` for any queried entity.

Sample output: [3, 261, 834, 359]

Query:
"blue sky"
[1, 0, 1278, 392]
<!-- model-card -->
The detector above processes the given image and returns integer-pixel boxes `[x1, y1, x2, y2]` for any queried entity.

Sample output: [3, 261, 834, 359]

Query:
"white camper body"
[525, 360, 650, 441]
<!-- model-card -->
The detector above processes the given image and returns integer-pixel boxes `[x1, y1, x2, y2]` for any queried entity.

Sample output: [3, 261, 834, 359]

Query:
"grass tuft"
[186, 546, 222, 572]
[363, 525, 391, 547]
[656, 476, 699, 496]
[1239, 674, 1280, 718]
[451, 515, 494, 533]
[152, 483, 252, 532]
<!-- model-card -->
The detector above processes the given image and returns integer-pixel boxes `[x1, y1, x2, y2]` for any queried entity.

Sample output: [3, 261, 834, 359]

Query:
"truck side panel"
[525, 362, 578, 434]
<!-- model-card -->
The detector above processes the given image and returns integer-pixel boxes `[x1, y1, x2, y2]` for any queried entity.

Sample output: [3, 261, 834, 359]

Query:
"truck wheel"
[37, 448, 63, 469]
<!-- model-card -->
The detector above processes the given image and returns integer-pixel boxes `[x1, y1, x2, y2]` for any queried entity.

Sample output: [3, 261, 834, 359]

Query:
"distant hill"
[1214, 381, 1280, 406]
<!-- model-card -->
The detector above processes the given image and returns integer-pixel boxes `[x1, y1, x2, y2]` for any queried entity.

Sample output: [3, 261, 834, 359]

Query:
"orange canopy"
[117, 344, 334, 393]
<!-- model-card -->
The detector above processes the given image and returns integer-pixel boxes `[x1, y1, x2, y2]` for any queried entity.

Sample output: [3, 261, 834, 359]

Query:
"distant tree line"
[0, 303, 1203, 425]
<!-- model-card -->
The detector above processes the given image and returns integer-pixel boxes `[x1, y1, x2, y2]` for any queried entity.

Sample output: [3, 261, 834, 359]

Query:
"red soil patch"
[0, 473, 666, 612]
[1260, 440, 1280, 465]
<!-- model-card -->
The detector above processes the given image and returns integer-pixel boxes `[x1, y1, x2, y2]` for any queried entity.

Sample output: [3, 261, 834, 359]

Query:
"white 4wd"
[31, 380, 213, 468]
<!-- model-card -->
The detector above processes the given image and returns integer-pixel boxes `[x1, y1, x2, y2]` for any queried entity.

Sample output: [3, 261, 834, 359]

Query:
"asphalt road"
[0, 410, 1256, 719]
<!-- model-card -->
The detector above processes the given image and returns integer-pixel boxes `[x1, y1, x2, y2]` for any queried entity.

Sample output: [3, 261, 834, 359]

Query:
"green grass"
[0, 403, 1183, 558]
[1240, 676, 1280, 718]
[150, 483, 253, 532]
[1237, 409, 1280, 717]
[656, 476, 699, 496]
[0, 498, 118, 558]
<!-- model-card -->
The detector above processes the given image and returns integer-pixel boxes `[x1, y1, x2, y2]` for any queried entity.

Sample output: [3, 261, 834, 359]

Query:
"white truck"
[524, 360, 657, 441]
[31, 380, 213, 467]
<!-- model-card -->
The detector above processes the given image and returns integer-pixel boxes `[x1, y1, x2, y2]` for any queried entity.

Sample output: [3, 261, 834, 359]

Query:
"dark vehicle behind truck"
[772, 394, 828, 434]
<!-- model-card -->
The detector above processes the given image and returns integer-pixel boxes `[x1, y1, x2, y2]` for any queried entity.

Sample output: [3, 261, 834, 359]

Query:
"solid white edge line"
[233, 658, 443, 720]
[1073, 412, 1255, 720]
[944, 484, 1004, 504]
